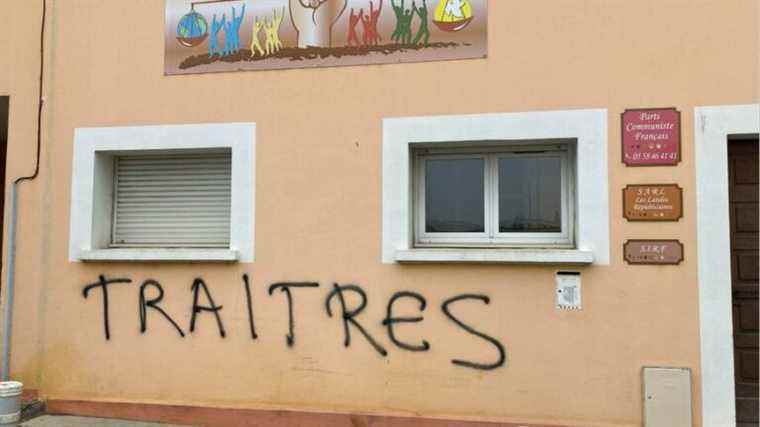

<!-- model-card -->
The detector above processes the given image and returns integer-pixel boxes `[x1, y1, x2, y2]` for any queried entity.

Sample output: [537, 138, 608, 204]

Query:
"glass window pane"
[425, 158, 485, 233]
[499, 157, 562, 233]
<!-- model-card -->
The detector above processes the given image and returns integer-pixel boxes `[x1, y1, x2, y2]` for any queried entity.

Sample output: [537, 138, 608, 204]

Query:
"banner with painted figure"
[164, 0, 487, 74]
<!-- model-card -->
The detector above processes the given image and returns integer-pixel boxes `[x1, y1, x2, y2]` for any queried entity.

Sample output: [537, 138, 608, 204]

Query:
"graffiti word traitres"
[82, 274, 506, 371]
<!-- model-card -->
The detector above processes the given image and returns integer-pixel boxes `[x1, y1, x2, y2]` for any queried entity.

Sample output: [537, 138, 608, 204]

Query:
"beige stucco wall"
[0, 0, 48, 395]
[1, 1, 758, 426]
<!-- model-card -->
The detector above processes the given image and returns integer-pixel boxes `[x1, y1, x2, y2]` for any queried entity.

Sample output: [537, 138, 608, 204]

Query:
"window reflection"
[499, 157, 562, 233]
[425, 158, 485, 233]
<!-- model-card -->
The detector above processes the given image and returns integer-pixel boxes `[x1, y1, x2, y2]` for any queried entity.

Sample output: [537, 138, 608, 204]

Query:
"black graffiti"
[441, 294, 506, 371]
[139, 279, 185, 338]
[382, 291, 430, 352]
[82, 275, 132, 340]
[325, 284, 388, 357]
[190, 278, 226, 338]
[81, 275, 507, 374]
[243, 274, 258, 340]
[268, 282, 320, 347]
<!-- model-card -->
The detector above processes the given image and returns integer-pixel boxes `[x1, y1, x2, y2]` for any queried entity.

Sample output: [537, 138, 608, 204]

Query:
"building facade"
[0, 1, 758, 426]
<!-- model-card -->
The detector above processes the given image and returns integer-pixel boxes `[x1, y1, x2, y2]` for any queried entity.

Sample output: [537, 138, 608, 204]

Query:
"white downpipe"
[1, 184, 17, 381]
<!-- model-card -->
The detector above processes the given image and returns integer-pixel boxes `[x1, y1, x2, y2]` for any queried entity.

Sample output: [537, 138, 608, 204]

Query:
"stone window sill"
[78, 249, 239, 263]
[394, 249, 594, 265]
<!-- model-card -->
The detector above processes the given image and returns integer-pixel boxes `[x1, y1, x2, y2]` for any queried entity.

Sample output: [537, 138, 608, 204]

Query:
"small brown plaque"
[624, 240, 684, 265]
[623, 184, 683, 221]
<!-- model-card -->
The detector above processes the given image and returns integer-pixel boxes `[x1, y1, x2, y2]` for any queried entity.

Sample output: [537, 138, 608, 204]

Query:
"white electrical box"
[556, 272, 582, 310]
[643, 367, 692, 427]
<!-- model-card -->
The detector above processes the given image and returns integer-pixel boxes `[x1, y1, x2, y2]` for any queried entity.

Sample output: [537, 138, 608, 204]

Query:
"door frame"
[0, 96, 7, 262]
[695, 103, 759, 426]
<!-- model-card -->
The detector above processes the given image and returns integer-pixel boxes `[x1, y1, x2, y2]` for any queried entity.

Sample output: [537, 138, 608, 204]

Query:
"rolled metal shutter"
[112, 152, 232, 247]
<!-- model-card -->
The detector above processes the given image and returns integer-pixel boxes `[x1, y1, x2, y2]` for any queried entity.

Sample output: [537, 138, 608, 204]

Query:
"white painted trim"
[0, 412, 20, 423]
[395, 248, 593, 265]
[79, 249, 238, 262]
[413, 147, 575, 247]
[382, 109, 609, 265]
[69, 123, 256, 262]
[695, 103, 759, 427]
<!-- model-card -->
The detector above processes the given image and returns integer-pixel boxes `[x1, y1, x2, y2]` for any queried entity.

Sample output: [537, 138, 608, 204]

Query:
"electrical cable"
[15, 0, 46, 185]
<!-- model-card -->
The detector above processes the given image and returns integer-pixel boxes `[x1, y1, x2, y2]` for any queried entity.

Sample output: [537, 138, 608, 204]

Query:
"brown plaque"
[623, 184, 683, 221]
[624, 240, 684, 265]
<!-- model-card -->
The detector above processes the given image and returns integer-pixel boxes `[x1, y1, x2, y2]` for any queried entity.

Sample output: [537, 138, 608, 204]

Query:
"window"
[70, 123, 255, 262]
[111, 150, 232, 248]
[414, 142, 574, 248]
[382, 110, 609, 265]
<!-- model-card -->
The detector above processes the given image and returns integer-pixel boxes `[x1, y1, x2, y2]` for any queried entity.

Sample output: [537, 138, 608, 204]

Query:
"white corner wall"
[695, 103, 759, 426]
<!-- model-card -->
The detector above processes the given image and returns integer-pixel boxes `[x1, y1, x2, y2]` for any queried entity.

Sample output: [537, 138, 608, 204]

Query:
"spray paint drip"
[433, 0, 473, 32]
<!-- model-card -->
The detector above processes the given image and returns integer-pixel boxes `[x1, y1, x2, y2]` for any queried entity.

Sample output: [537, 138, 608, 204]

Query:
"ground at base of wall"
[21, 415, 184, 427]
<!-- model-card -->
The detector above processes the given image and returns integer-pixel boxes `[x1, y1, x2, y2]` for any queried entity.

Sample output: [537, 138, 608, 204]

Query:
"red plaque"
[622, 108, 681, 166]
[624, 240, 684, 265]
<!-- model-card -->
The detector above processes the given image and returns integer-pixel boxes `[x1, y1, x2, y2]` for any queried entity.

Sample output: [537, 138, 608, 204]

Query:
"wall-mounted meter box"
[556, 272, 582, 310]
[643, 367, 692, 427]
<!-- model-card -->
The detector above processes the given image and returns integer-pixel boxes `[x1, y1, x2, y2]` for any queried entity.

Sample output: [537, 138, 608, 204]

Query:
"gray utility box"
[642, 367, 692, 427]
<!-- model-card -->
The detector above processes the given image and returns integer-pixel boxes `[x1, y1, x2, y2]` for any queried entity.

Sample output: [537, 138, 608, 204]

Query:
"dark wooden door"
[728, 138, 759, 427]
[0, 97, 7, 263]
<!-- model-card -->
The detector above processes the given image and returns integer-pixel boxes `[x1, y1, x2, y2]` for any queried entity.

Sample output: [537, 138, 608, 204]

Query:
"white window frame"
[382, 110, 609, 265]
[415, 152, 490, 243]
[414, 143, 575, 248]
[69, 123, 255, 262]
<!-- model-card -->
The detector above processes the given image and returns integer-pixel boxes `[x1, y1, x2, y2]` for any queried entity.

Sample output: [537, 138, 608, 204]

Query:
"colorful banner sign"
[165, 0, 488, 75]
[622, 108, 681, 166]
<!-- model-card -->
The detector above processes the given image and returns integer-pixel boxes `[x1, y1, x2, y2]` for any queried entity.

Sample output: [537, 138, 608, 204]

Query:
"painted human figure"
[224, 4, 246, 55]
[361, 0, 382, 45]
[347, 8, 364, 46]
[443, 0, 465, 19]
[391, 0, 414, 44]
[223, 20, 232, 55]
[400, 6, 414, 44]
[209, 13, 226, 57]
[232, 4, 247, 52]
[391, 0, 404, 42]
[264, 8, 285, 55]
[251, 18, 266, 57]
[371, 1, 383, 40]
[361, 11, 371, 45]
[264, 18, 274, 55]
[412, 0, 429, 46]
